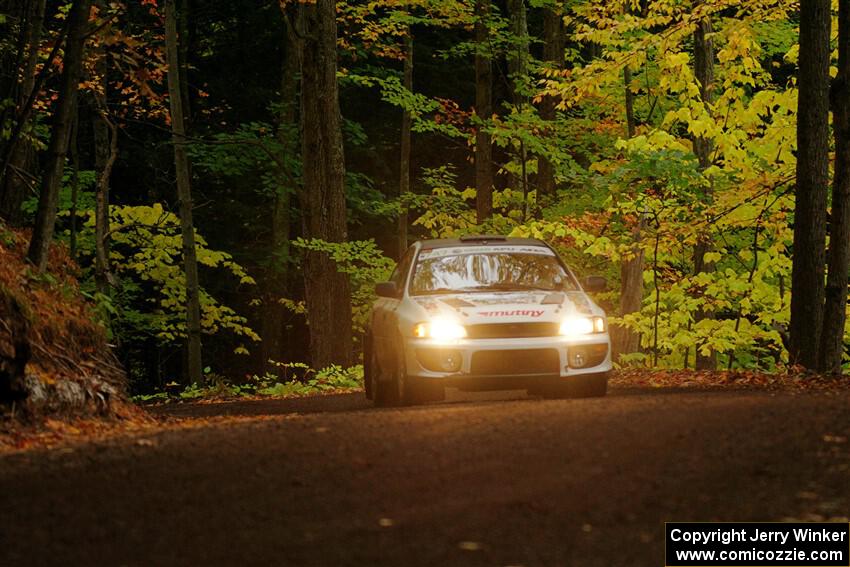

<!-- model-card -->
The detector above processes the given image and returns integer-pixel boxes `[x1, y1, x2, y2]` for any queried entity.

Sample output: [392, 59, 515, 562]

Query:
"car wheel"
[363, 335, 374, 400]
[541, 372, 609, 399]
[369, 341, 398, 407]
[394, 342, 444, 406]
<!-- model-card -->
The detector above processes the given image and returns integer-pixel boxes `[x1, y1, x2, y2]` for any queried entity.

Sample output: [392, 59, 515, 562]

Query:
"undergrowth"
[134, 364, 363, 403]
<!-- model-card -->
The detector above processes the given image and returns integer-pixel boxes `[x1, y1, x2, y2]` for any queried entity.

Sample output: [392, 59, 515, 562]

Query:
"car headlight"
[413, 318, 467, 341]
[559, 316, 606, 337]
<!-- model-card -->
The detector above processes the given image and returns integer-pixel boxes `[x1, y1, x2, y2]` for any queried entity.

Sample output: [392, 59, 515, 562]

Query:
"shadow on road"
[150, 388, 552, 419]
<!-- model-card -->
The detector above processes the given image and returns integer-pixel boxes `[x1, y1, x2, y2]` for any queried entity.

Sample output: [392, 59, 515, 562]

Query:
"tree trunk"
[613, 64, 643, 361]
[261, 3, 301, 374]
[298, 0, 353, 369]
[537, 5, 564, 199]
[614, 220, 645, 361]
[27, 0, 91, 271]
[506, 0, 529, 210]
[0, 286, 30, 405]
[165, 0, 203, 385]
[0, 0, 46, 225]
[790, 0, 831, 370]
[474, 0, 493, 223]
[69, 113, 80, 261]
[398, 32, 413, 259]
[506, 0, 528, 105]
[692, 17, 717, 371]
[177, 0, 192, 130]
[92, 6, 115, 290]
[93, 108, 118, 291]
[820, 0, 850, 374]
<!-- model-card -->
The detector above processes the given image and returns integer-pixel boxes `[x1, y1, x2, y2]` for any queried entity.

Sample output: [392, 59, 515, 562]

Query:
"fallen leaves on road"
[0, 407, 298, 455]
[3, 369, 848, 455]
[0, 409, 158, 453]
[611, 369, 850, 391]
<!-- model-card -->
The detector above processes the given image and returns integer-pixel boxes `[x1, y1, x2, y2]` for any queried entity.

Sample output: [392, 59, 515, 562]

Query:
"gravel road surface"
[2, 387, 849, 566]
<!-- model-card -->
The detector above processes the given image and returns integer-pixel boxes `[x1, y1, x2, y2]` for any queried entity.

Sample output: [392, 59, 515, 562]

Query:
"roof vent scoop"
[459, 234, 508, 243]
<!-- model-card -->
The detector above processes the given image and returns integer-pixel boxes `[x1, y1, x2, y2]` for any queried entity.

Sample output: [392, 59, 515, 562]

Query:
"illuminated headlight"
[559, 316, 606, 337]
[413, 319, 467, 341]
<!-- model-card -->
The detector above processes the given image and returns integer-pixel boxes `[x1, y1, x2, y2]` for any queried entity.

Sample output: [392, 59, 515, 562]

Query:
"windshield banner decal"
[419, 246, 555, 259]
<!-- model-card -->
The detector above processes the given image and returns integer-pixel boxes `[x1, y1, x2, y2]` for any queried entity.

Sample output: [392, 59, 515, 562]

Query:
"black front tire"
[363, 335, 374, 400]
[394, 342, 444, 406]
[368, 338, 398, 407]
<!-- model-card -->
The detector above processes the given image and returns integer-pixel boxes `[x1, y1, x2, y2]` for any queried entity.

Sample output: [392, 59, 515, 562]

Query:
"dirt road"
[2, 387, 849, 566]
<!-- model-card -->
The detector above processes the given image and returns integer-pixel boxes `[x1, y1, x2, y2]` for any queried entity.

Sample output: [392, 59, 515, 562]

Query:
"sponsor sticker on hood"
[477, 309, 545, 318]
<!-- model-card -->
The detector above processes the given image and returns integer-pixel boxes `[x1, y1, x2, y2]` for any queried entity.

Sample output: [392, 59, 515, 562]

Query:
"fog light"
[567, 344, 608, 369]
[439, 352, 460, 372]
[571, 351, 586, 368]
[416, 349, 462, 373]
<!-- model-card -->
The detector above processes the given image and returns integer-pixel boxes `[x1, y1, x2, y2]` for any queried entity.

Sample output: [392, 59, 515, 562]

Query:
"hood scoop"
[439, 297, 476, 309]
[541, 292, 565, 305]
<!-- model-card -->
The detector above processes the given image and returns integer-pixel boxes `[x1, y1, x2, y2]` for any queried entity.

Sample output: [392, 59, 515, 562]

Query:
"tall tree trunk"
[820, 0, 850, 374]
[298, 0, 353, 369]
[92, 4, 115, 290]
[506, 0, 529, 212]
[790, 0, 831, 370]
[474, 0, 493, 223]
[27, 0, 91, 270]
[692, 17, 717, 370]
[69, 113, 79, 261]
[165, 0, 202, 385]
[614, 221, 645, 361]
[537, 5, 564, 199]
[613, 65, 643, 362]
[398, 31, 413, 259]
[261, 3, 301, 374]
[0, 0, 46, 225]
[93, 107, 118, 291]
[177, 0, 191, 130]
[506, 0, 528, 104]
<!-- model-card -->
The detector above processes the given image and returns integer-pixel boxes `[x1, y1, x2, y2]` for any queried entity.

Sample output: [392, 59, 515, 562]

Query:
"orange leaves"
[0, 410, 156, 454]
[433, 97, 471, 132]
[0, 229, 124, 415]
[611, 369, 850, 391]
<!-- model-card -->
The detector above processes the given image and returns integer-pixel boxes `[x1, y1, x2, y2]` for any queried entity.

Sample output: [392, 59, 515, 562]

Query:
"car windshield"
[410, 246, 576, 295]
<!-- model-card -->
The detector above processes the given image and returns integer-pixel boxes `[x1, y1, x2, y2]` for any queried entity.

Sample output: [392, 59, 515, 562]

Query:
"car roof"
[416, 236, 549, 250]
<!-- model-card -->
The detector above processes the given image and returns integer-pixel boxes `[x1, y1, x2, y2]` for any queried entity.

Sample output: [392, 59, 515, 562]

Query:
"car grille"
[466, 322, 560, 339]
[471, 349, 560, 376]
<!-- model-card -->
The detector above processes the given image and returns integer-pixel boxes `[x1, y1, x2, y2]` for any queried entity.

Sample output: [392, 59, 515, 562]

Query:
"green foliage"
[291, 238, 395, 334]
[410, 166, 477, 237]
[22, 168, 97, 218]
[19, 0, 850, 385]
[255, 364, 364, 396]
[133, 364, 364, 402]
[345, 72, 467, 139]
[68, 203, 260, 354]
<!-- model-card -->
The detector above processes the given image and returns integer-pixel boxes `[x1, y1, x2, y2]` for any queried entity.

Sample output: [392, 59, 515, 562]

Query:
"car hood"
[411, 291, 598, 325]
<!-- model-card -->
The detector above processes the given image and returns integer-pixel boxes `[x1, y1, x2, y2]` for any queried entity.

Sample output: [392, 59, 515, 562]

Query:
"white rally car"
[364, 236, 612, 406]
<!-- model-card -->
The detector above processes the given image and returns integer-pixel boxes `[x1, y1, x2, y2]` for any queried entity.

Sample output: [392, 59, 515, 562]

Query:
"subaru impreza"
[364, 236, 612, 406]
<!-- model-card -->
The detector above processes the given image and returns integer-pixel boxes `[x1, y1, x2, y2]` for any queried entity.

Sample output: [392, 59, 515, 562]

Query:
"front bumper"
[404, 334, 612, 384]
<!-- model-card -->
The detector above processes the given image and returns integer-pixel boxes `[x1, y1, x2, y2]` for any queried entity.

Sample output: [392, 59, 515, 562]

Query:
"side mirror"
[375, 281, 399, 298]
[582, 275, 607, 293]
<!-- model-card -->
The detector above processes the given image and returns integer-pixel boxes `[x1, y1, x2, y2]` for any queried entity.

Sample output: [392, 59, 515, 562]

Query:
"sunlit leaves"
[70, 203, 260, 348]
